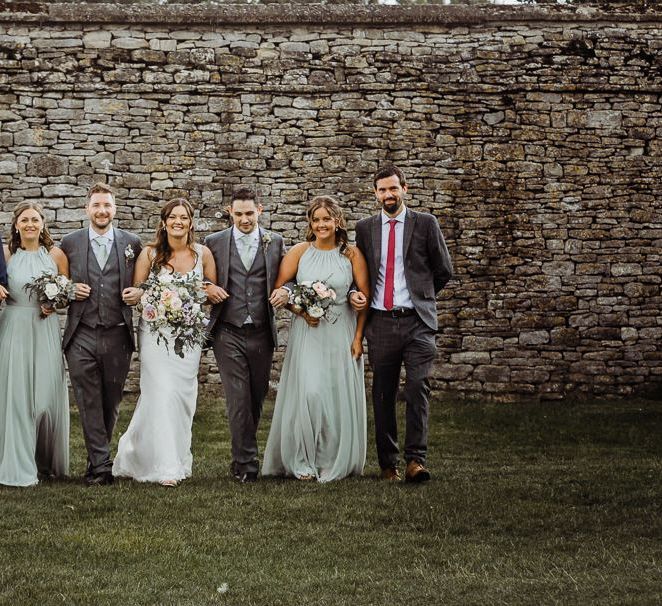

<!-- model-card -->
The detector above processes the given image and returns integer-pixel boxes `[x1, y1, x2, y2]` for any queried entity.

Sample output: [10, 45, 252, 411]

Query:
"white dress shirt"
[88, 225, 115, 247]
[232, 225, 259, 267]
[372, 208, 414, 311]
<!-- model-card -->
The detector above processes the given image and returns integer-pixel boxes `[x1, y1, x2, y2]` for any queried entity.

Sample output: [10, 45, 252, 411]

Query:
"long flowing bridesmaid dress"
[0, 247, 69, 486]
[262, 245, 366, 482]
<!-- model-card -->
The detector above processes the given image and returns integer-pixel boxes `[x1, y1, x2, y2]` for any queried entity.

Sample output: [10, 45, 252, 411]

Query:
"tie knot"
[388, 219, 398, 227]
[96, 236, 108, 246]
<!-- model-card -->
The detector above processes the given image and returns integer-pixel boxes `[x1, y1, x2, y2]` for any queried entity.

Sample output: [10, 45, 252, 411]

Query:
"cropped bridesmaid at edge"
[0, 202, 70, 487]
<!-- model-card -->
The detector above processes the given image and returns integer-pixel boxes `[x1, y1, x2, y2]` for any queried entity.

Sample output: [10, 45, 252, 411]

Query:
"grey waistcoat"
[80, 240, 124, 328]
[219, 238, 269, 328]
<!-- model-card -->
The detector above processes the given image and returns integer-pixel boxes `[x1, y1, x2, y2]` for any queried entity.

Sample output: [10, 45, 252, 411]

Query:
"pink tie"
[383, 220, 397, 310]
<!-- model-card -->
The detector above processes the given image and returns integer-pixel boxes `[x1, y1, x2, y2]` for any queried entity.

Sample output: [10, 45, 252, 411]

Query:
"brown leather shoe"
[405, 460, 431, 483]
[380, 467, 401, 481]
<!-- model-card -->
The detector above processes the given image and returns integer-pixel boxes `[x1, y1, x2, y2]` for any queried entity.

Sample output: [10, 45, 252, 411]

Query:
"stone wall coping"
[1, 2, 661, 26]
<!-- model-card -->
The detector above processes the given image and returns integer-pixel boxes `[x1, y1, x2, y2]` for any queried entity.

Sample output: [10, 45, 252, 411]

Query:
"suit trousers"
[65, 323, 133, 475]
[213, 323, 274, 475]
[365, 312, 436, 469]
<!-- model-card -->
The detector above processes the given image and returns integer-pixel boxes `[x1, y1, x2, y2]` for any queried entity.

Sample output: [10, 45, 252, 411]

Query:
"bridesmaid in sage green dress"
[0, 202, 70, 487]
[262, 196, 370, 482]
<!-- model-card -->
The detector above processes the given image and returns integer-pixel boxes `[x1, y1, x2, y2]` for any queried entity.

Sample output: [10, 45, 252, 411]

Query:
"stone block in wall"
[0, 110, 20, 122]
[56, 208, 86, 222]
[83, 31, 111, 49]
[14, 128, 57, 147]
[84, 98, 129, 115]
[519, 330, 550, 346]
[611, 263, 643, 276]
[43, 184, 86, 198]
[0, 160, 17, 174]
[26, 155, 68, 177]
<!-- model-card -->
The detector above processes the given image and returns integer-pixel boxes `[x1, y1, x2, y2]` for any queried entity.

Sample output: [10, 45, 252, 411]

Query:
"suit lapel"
[80, 229, 90, 285]
[115, 229, 126, 289]
[370, 215, 382, 276]
[259, 228, 269, 291]
[403, 208, 416, 256]
[222, 230, 232, 289]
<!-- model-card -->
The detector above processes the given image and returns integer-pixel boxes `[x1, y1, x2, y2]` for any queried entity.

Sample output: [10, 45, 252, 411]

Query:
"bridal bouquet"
[24, 271, 76, 318]
[289, 280, 337, 323]
[139, 271, 208, 358]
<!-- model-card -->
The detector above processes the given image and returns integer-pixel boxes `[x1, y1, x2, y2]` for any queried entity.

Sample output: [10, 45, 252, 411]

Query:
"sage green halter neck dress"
[0, 247, 69, 486]
[263, 245, 366, 482]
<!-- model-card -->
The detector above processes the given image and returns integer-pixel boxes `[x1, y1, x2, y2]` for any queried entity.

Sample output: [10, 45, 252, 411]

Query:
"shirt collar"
[381, 206, 406, 226]
[233, 225, 259, 242]
[89, 226, 115, 243]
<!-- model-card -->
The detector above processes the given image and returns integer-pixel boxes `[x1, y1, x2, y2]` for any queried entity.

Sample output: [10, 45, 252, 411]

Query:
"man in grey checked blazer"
[355, 165, 453, 483]
[204, 188, 289, 483]
[60, 183, 142, 486]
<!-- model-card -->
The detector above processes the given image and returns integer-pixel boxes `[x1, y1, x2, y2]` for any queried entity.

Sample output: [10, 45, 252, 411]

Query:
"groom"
[61, 183, 142, 486]
[355, 165, 453, 483]
[204, 188, 288, 483]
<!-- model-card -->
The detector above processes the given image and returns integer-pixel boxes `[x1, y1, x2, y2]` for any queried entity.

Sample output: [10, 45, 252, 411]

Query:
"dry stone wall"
[1, 3, 661, 401]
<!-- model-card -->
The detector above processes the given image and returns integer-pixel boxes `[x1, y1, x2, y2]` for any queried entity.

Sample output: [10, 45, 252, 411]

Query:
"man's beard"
[382, 197, 403, 214]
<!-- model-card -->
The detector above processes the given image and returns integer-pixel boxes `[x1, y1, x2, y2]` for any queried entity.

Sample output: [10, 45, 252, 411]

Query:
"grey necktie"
[93, 236, 109, 269]
[238, 234, 254, 271]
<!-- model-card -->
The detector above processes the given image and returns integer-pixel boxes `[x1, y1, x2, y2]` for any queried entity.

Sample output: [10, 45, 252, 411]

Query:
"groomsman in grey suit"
[60, 183, 142, 486]
[204, 188, 289, 483]
[355, 165, 453, 483]
[0, 233, 7, 298]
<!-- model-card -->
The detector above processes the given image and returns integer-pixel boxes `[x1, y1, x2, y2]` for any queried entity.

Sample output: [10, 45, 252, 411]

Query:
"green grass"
[1, 395, 661, 605]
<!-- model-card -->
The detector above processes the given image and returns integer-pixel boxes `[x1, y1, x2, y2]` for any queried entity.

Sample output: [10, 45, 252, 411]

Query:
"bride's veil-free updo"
[149, 198, 197, 273]
[305, 196, 349, 254]
[9, 201, 55, 254]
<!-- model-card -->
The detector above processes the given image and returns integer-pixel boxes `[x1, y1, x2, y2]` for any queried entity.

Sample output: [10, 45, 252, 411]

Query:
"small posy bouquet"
[290, 280, 337, 323]
[24, 271, 76, 318]
[138, 271, 208, 358]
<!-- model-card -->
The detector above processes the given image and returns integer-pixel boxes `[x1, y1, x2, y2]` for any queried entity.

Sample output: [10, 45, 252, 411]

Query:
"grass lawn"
[1, 394, 661, 605]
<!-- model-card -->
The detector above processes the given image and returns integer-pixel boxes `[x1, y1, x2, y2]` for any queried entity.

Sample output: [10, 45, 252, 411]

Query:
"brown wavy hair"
[305, 196, 349, 254]
[148, 198, 197, 273]
[9, 202, 54, 254]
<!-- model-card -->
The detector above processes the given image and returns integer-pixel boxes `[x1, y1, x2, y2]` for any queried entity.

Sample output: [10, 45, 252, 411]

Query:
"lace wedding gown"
[112, 246, 203, 483]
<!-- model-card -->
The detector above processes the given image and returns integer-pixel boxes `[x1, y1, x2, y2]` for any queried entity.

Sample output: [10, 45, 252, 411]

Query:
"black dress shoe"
[239, 471, 258, 483]
[85, 472, 114, 486]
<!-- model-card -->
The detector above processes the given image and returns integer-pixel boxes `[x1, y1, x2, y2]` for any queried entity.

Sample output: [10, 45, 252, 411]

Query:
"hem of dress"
[112, 468, 192, 484]
[0, 477, 39, 487]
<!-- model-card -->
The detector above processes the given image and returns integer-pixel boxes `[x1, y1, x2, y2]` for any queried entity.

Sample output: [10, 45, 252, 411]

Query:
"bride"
[113, 198, 216, 486]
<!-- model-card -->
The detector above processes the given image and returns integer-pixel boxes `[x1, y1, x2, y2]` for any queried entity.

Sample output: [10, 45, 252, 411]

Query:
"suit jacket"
[60, 227, 142, 351]
[0, 233, 7, 288]
[204, 227, 285, 347]
[355, 208, 453, 331]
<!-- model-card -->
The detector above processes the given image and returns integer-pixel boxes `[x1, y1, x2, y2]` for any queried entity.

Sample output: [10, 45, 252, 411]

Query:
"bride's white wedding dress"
[112, 247, 203, 483]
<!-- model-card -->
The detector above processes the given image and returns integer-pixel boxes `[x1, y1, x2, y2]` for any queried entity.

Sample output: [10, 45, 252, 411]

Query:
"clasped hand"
[204, 282, 229, 305]
[269, 287, 289, 309]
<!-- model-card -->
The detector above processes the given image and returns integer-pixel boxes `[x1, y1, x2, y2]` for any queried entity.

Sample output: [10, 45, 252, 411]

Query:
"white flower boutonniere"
[125, 244, 135, 265]
[261, 232, 272, 254]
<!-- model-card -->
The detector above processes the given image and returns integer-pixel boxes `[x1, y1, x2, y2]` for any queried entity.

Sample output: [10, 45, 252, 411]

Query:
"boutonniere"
[261, 231, 272, 254]
[124, 244, 135, 265]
